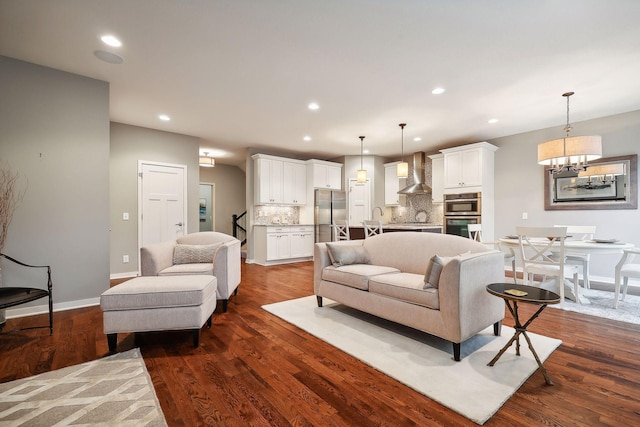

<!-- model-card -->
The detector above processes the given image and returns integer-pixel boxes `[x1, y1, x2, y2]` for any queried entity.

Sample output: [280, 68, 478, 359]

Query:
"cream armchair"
[140, 232, 241, 312]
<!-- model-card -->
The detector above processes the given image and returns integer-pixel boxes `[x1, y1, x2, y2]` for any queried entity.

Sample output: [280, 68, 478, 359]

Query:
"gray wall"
[199, 164, 246, 236]
[490, 109, 640, 281]
[110, 122, 201, 276]
[0, 56, 110, 306]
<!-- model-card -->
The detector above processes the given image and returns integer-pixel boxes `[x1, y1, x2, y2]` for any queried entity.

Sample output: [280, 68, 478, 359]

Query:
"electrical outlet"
[522, 212, 528, 220]
[123, 255, 129, 263]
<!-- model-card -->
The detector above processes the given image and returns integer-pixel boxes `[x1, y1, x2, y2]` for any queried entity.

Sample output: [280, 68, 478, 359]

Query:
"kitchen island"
[349, 223, 442, 240]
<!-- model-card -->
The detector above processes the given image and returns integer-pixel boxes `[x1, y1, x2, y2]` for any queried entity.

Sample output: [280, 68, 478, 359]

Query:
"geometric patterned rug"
[0, 348, 167, 426]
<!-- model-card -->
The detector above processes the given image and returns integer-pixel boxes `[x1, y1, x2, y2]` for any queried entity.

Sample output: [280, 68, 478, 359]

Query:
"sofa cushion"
[423, 255, 453, 289]
[326, 243, 370, 267]
[100, 275, 217, 310]
[173, 242, 222, 264]
[159, 263, 214, 276]
[369, 272, 440, 310]
[322, 264, 399, 290]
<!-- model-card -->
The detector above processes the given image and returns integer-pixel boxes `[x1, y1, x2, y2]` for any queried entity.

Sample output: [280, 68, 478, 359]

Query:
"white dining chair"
[468, 224, 517, 284]
[333, 220, 350, 241]
[614, 248, 640, 308]
[516, 226, 580, 303]
[363, 220, 383, 238]
[554, 225, 596, 289]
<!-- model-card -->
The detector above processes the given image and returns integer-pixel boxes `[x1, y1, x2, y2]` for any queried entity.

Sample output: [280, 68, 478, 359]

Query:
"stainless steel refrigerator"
[314, 189, 347, 243]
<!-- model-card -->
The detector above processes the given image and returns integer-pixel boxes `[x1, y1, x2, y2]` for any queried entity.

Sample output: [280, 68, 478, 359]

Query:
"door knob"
[175, 222, 183, 227]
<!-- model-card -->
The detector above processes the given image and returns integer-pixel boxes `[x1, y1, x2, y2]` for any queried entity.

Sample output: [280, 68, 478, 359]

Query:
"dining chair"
[333, 219, 350, 241]
[614, 248, 640, 308]
[363, 220, 383, 238]
[468, 224, 517, 284]
[516, 226, 580, 303]
[554, 225, 596, 289]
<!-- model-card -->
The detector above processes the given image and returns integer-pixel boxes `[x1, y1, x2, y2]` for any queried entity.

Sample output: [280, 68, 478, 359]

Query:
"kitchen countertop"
[350, 223, 442, 229]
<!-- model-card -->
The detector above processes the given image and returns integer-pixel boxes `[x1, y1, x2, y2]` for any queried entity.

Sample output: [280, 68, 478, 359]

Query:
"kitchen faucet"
[372, 206, 384, 219]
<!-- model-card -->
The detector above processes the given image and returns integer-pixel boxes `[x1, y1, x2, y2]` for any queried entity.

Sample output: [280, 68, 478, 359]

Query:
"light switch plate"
[123, 212, 129, 220]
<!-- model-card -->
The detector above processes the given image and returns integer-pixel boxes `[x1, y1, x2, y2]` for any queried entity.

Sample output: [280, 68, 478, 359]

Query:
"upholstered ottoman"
[100, 275, 217, 352]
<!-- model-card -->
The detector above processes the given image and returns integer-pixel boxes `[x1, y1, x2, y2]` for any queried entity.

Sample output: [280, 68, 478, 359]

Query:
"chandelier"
[537, 92, 602, 175]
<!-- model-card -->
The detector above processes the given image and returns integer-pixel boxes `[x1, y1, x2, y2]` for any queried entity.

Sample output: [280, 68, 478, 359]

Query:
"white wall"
[199, 163, 246, 236]
[0, 56, 110, 309]
[109, 122, 201, 276]
[490, 109, 640, 281]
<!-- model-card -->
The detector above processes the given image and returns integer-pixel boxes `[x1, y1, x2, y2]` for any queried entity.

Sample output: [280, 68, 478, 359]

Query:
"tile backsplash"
[254, 206, 300, 225]
[389, 156, 443, 224]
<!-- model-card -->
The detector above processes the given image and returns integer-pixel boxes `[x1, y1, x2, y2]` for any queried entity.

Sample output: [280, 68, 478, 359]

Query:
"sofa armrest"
[140, 241, 176, 276]
[214, 239, 241, 299]
[438, 250, 505, 342]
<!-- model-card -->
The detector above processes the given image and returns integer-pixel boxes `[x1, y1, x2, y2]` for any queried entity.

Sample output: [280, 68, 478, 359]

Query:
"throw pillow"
[326, 243, 370, 267]
[423, 255, 454, 289]
[173, 242, 223, 264]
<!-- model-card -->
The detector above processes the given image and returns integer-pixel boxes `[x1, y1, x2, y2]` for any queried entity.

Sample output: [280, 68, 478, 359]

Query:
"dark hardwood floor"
[1, 260, 640, 426]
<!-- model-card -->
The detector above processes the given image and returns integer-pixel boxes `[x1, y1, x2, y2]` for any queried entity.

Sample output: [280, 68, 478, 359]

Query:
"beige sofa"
[140, 232, 241, 312]
[314, 232, 505, 361]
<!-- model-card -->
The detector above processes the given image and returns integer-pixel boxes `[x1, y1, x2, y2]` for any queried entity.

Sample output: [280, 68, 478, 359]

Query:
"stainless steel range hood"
[398, 152, 432, 194]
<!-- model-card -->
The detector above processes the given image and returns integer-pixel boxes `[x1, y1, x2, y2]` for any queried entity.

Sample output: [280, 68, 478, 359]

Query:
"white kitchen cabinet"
[253, 154, 307, 205]
[428, 154, 444, 203]
[253, 225, 314, 265]
[253, 154, 284, 204]
[290, 227, 314, 258]
[384, 162, 405, 206]
[308, 159, 343, 190]
[282, 160, 307, 205]
[441, 142, 498, 193]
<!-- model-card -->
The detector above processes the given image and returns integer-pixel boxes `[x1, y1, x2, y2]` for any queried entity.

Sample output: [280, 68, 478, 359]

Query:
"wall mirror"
[544, 154, 638, 210]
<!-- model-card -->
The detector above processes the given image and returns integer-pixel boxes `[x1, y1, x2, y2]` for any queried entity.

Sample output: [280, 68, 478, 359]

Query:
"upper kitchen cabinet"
[428, 154, 444, 203]
[384, 161, 405, 206]
[282, 160, 307, 205]
[252, 154, 307, 205]
[441, 142, 498, 194]
[308, 159, 343, 190]
[253, 154, 284, 204]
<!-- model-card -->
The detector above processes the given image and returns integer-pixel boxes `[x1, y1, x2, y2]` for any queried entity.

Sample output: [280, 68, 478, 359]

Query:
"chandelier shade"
[577, 162, 624, 178]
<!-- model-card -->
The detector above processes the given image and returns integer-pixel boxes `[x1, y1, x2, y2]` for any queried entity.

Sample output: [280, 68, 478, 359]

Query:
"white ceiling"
[2, 0, 640, 166]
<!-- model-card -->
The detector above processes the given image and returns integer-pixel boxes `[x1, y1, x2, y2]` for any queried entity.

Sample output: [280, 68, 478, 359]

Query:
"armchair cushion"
[326, 243, 370, 267]
[173, 242, 222, 264]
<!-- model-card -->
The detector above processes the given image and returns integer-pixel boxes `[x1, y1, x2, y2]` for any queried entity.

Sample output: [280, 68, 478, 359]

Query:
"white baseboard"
[4, 297, 101, 320]
[110, 271, 138, 280]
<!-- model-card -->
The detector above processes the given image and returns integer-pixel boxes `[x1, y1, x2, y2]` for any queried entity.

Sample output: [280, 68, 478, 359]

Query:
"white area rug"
[262, 296, 562, 425]
[0, 348, 167, 426]
[552, 287, 640, 324]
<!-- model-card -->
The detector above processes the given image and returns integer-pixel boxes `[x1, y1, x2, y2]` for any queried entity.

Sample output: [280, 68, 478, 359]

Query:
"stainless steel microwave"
[444, 192, 481, 216]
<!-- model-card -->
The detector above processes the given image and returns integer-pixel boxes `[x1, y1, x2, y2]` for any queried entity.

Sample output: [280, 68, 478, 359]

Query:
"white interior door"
[139, 162, 187, 249]
[348, 179, 371, 226]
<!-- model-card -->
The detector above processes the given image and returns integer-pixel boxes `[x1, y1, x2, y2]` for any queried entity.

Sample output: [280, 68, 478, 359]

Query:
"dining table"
[498, 237, 635, 304]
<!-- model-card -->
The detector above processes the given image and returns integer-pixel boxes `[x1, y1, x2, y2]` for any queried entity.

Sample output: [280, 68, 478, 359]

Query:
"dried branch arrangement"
[0, 168, 24, 254]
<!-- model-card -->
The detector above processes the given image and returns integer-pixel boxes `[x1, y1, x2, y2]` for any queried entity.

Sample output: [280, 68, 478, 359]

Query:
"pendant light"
[537, 92, 602, 175]
[357, 136, 367, 183]
[397, 123, 408, 178]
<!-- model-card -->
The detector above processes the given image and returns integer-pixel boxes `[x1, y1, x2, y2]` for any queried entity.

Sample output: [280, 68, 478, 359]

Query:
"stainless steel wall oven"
[444, 193, 481, 237]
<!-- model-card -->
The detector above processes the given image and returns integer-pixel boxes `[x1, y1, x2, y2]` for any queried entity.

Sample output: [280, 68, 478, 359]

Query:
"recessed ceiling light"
[308, 102, 320, 110]
[303, 136, 311, 141]
[158, 114, 171, 121]
[101, 35, 122, 47]
[413, 137, 422, 142]
[488, 118, 499, 124]
[363, 149, 370, 154]
[432, 87, 445, 95]
[94, 50, 124, 64]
